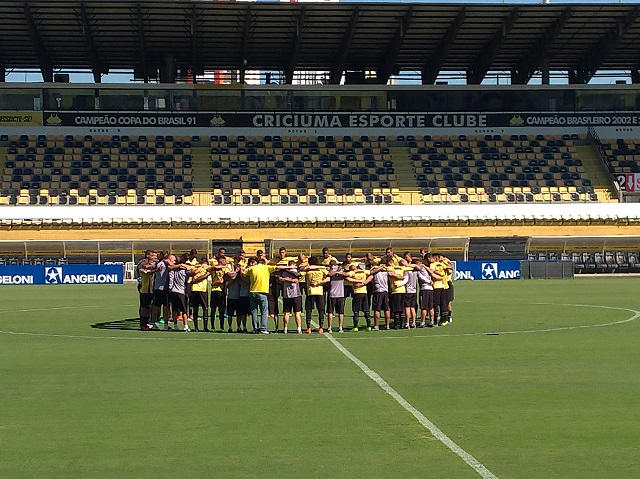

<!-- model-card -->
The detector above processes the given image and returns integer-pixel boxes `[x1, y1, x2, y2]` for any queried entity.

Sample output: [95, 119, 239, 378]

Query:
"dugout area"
[2, 235, 640, 277]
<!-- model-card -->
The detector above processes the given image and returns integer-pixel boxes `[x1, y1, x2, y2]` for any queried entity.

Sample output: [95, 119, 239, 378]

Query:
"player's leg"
[293, 296, 302, 333]
[305, 294, 313, 333]
[433, 289, 442, 325]
[316, 295, 325, 333]
[361, 296, 372, 330]
[249, 293, 259, 333]
[327, 298, 334, 332]
[447, 280, 454, 322]
[200, 291, 210, 332]
[383, 293, 391, 330]
[282, 298, 291, 334]
[219, 292, 227, 331]
[258, 293, 269, 333]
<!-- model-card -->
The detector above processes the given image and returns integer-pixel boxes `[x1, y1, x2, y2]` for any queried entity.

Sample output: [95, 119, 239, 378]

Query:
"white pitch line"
[0, 303, 638, 343]
[335, 304, 640, 341]
[319, 324, 498, 479]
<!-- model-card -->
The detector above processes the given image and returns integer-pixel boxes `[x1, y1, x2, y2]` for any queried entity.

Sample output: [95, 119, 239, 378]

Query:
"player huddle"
[135, 246, 454, 334]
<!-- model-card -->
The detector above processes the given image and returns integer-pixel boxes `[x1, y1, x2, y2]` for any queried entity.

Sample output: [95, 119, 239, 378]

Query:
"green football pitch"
[1, 278, 639, 479]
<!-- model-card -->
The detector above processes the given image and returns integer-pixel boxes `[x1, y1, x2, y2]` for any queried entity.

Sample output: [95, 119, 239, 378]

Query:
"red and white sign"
[617, 173, 640, 192]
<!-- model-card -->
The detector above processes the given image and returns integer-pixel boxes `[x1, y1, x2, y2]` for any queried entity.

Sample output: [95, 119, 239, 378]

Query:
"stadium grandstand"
[1, 0, 640, 270]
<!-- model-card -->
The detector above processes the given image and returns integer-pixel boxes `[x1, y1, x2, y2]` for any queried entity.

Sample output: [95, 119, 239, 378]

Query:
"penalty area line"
[319, 325, 499, 479]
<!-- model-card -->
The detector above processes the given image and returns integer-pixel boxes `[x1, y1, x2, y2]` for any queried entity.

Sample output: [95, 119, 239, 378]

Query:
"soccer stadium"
[1, 1, 640, 478]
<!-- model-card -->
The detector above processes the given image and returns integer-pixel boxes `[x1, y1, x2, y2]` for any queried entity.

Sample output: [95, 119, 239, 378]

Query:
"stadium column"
[541, 59, 550, 85]
[0, 65, 4, 83]
[161, 53, 176, 84]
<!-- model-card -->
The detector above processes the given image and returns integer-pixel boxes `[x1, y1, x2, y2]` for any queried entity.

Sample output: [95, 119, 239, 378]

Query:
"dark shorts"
[404, 293, 417, 309]
[306, 294, 325, 313]
[227, 298, 240, 317]
[352, 293, 369, 313]
[267, 293, 279, 315]
[169, 292, 187, 314]
[344, 284, 354, 298]
[433, 288, 447, 311]
[390, 293, 404, 313]
[372, 291, 389, 311]
[190, 291, 208, 312]
[327, 297, 345, 315]
[238, 296, 250, 316]
[271, 282, 283, 299]
[210, 290, 226, 312]
[283, 296, 303, 314]
[153, 289, 169, 307]
[446, 281, 454, 302]
[139, 293, 153, 308]
[419, 289, 434, 310]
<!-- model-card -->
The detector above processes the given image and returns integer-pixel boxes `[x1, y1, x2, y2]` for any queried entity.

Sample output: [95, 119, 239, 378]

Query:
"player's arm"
[344, 274, 365, 284]
[207, 263, 227, 271]
[143, 261, 161, 273]
[280, 275, 299, 283]
[429, 269, 443, 281]
[387, 269, 404, 279]
[192, 270, 210, 284]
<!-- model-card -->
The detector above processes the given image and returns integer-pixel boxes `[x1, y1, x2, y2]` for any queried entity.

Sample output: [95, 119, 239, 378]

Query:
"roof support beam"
[78, 4, 103, 83]
[377, 6, 414, 85]
[239, 6, 251, 84]
[136, 4, 148, 83]
[569, 7, 639, 84]
[467, 7, 520, 85]
[285, 6, 306, 84]
[421, 8, 465, 85]
[329, 7, 359, 85]
[190, 5, 200, 80]
[511, 7, 572, 85]
[23, 2, 53, 83]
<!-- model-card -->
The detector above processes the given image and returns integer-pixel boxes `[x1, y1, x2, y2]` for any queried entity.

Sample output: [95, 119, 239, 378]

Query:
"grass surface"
[0, 278, 639, 478]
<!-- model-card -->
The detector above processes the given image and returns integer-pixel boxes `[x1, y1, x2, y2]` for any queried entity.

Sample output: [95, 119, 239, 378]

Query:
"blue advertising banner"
[0, 264, 123, 285]
[453, 260, 521, 281]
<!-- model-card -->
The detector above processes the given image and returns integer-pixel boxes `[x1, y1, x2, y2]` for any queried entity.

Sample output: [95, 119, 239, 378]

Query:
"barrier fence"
[0, 264, 123, 285]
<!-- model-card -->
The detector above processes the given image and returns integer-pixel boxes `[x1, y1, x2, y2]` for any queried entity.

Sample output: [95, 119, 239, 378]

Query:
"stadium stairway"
[189, 146, 213, 202]
[574, 145, 618, 202]
[388, 146, 419, 192]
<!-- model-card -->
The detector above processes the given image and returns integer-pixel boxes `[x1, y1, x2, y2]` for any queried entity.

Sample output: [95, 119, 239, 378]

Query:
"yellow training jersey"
[191, 264, 209, 293]
[269, 256, 297, 266]
[306, 269, 327, 295]
[347, 270, 370, 294]
[390, 266, 411, 294]
[321, 255, 338, 266]
[233, 257, 247, 268]
[137, 260, 154, 294]
[210, 268, 226, 292]
[431, 262, 447, 289]
[297, 260, 309, 286]
[243, 264, 277, 294]
[383, 254, 402, 266]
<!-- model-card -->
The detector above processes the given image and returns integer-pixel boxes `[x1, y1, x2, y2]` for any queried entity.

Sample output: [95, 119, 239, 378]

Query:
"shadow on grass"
[91, 318, 141, 330]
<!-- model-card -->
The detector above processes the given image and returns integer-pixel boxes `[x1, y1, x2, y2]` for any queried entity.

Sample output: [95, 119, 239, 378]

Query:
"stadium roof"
[1, 1, 640, 84]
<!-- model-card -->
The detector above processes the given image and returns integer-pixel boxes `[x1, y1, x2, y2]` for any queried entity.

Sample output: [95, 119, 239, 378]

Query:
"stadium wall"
[3, 109, 640, 139]
[1, 204, 639, 243]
